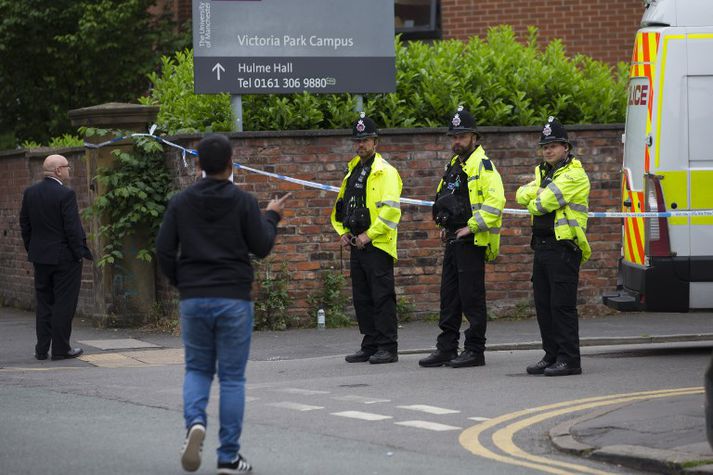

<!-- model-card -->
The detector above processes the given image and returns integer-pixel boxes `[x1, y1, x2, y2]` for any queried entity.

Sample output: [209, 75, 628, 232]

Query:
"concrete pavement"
[1, 306, 712, 473]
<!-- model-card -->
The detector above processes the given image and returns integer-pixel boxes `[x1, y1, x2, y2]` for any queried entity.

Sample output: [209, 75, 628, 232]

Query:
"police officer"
[331, 113, 403, 364]
[516, 117, 591, 376]
[419, 107, 505, 368]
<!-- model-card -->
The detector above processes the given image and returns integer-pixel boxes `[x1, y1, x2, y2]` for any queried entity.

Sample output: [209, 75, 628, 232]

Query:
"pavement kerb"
[548, 404, 713, 475]
[398, 333, 713, 355]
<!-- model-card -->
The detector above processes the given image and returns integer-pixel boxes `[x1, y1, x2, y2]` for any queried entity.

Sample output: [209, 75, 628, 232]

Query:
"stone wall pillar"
[69, 103, 159, 326]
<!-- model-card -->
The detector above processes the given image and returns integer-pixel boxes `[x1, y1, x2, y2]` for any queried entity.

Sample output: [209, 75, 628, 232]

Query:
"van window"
[688, 75, 713, 164]
[624, 77, 651, 190]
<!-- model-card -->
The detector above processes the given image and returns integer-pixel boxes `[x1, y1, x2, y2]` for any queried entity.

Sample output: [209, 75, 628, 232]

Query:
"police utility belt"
[530, 235, 580, 253]
[432, 193, 471, 232]
[335, 199, 371, 236]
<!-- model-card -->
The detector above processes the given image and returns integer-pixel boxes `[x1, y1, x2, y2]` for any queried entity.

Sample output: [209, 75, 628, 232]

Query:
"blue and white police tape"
[84, 131, 713, 219]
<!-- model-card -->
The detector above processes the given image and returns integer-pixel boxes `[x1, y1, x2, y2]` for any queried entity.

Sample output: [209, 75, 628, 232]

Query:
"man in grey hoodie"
[157, 134, 289, 474]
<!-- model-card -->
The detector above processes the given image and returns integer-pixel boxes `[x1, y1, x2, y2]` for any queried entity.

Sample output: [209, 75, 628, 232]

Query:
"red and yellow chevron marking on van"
[630, 31, 659, 172]
[623, 31, 660, 265]
[621, 173, 645, 264]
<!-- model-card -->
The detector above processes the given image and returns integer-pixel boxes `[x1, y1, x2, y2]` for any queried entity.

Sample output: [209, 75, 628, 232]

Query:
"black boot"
[526, 359, 555, 375]
[345, 349, 375, 363]
[369, 350, 398, 364]
[418, 350, 457, 368]
[448, 350, 485, 368]
[544, 361, 582, 376]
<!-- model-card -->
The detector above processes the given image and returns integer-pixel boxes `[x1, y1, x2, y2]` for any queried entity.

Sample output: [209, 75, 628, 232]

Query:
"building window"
[395, 0, 440, 40]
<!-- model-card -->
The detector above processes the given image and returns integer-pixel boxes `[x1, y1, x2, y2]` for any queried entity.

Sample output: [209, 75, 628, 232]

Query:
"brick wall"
[1, 126, 623, 322]
[157, 125, 623, 322]
[0, 148, 96, 316]
[441, 0, 642, 65]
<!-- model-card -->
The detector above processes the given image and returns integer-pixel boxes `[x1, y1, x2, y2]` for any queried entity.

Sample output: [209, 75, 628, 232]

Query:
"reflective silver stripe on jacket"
[556, 218, 581, 228]
[535, 198, 547, 214]
[468, 176, 478, 182]
[489, 227, 501, 235]
[378, 216, 398, 229]
[376, 200, 401, 209]
[568, 202, 588, 213]
[479, 204, 501, 216]
[547, 182, 567, 207]
[474, 213, 488, 231]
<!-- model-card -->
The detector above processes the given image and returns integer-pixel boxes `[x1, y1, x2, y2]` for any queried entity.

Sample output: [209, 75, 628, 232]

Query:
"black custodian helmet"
[352, 112, 378, 140]
[447, 106, 479, 137]
[539, 116, 571, 147]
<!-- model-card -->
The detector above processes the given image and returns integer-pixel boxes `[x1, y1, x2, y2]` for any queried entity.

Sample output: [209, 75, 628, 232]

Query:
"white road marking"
[274, 388, 330, 396]
[397, 404, 460, 415]
[395, 420, 462, 431]
[332, 395, 391, 404]
[331, 411, 393, 421]
[468, 416, 491, 422]
[267, 402, 324, 411]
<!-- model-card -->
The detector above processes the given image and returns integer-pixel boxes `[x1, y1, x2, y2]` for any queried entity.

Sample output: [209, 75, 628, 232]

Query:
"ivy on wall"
[82, 128, 175, 267]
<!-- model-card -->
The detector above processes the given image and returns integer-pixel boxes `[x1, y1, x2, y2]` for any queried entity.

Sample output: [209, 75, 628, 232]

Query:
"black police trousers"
[350, 244, 397, 353]
[531, 238, 582, 366]
[437, 241, 487, 354]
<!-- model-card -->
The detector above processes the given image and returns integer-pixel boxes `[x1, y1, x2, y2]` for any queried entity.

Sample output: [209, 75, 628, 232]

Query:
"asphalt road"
[1, 308, 711, 474]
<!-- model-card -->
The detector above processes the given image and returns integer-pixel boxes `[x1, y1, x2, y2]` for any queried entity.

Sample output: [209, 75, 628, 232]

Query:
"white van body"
[603, 0, 713, 311]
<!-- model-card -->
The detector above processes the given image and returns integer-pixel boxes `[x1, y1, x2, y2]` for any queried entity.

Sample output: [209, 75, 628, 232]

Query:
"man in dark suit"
[19, 154, 92, 361]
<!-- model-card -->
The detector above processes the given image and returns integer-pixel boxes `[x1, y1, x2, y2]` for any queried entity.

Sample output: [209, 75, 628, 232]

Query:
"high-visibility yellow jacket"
[435, 146, 506, 262]
[516, 156, 592, 263]
[331, 153, 402, 260]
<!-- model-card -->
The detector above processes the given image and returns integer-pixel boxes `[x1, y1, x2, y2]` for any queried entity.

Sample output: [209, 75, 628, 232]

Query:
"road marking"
[468, 416, 491, 422]
[275, 388, 330, 396]
[0, 366, 82, 372]
[267, 402, 324, 411]
[397, 404, 460, 415]
[459, 387, 704, 475]
[395, 420, 462, 431]
[331, 411, 393, 421]
[332, 395, 391, 404]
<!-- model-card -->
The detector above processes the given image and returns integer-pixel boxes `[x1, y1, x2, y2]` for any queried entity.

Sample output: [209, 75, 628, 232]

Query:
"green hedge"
[140, 26, 628, 134]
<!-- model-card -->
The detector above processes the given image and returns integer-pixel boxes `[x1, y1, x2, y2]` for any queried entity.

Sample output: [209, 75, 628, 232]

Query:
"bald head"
[43, 154, 71, 181]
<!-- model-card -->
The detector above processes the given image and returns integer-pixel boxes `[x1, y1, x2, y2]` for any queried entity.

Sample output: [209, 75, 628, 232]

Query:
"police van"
[602, 0, 713, 312]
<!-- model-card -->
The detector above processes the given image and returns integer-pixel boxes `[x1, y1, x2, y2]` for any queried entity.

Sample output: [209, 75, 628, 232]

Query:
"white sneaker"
[180, 423, 206, 472]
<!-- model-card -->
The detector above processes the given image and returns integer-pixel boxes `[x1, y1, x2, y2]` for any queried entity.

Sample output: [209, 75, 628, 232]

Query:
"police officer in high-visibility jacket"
[516, 117, 591, 377]
[331, 113, 403, 365]
[419, 107, 505, 369]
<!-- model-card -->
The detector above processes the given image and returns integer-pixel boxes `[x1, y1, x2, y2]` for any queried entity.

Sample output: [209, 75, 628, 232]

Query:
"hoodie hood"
[185, 178, 239, 222]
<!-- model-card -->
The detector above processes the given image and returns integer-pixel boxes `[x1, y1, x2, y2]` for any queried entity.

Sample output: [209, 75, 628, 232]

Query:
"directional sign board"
[193, 0, 396, 94]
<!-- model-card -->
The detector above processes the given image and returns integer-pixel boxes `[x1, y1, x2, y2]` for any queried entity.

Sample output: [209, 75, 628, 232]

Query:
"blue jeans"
[180, 298, 253, 463]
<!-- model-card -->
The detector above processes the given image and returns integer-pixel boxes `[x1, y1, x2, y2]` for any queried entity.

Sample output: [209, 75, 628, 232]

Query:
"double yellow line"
[459, 387, 704, 475]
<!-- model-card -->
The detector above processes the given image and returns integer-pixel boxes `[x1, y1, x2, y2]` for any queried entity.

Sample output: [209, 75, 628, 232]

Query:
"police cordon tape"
[84, 131, 713, 219]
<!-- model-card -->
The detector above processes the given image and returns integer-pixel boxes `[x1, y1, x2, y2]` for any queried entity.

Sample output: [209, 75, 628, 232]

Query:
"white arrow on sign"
[212, 62, 225, 81]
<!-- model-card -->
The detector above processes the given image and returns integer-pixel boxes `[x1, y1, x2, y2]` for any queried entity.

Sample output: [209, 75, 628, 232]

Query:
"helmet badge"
[542, 123, 552, 137]
[356, 120, 366, 133]
[452, 114, 462, 127]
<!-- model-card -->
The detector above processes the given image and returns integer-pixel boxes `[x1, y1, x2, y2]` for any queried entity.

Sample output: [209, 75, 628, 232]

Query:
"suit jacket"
[19, 177, 92, 265]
